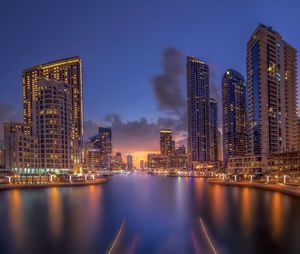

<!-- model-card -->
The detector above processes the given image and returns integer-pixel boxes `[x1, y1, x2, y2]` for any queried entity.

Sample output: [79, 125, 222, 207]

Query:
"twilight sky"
[0, 0, 299, 163]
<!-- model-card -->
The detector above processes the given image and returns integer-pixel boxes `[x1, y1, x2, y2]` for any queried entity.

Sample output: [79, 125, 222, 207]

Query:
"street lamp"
[283, 175, 288, 184]
[233, 175, 238, 182]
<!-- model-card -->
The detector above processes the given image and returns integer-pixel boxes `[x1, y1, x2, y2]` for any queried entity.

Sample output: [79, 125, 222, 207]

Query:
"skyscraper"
[127, 154, 133, 170]
[160, 129, 173, 156]
[187, 56, 210, 162]
[209, 98, 218, 162]
[84, 142, 100, 173]
[33, 79, 73, 173]
[176, 145, 186, 156]
[222, 69, 247, 163]
[217, 130, 223, 161]
[22, 57, 83, 162]
[90, 127, 112, 170]
[4, 79, 74, 174]
[247, 24, 298, 155]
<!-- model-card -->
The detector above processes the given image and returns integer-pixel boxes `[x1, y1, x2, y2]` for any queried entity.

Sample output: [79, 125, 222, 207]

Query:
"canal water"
[0, 174, 300, 254]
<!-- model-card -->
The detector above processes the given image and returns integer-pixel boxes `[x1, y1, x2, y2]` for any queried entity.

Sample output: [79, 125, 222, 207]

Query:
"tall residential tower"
[209, 98, 218, 162]
[187, 56, 210, 162]
[160, 129, 173, 156]
[22, 57, 83, 162]
[222, 69, 247, 163]
[247, 24, 298, 155]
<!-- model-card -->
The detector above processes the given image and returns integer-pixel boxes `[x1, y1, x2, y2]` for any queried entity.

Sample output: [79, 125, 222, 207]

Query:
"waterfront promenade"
[0, 178, 107, 191]
[208, 178, 300, 198]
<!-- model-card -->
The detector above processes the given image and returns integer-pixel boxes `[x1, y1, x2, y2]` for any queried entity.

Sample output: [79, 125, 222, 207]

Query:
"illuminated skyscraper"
[160, 129, 173, 156]
[247, 24, 298, 155]
[209, 98, 218, 162]
[217, 130, 223, 161]
[22, 57, 83, 162]
[176, 145, 186, 156]
[222, 69, 247, 163]
[127, 154, 133, 170]
[115, 152, 122, 163]
[187, 56, 210, 162]
[33, 79, 73, 172]
[84, 142, 100, 173]
[90, 127, 112, 170]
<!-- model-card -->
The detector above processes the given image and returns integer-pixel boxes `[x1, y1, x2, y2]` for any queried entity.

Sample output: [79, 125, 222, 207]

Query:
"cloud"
[83, 48, 189, 160]
[0, 103, 21, 141]
[101, 112, 187, 158]
[84, 120, 101, 140]
[151, 48, 186, 116]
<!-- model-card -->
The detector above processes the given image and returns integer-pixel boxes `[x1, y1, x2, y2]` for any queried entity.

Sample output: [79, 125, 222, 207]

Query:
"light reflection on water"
[48, 188, 62, 241]
[0, 175, 300, 254]
[8, 190, 25, 252]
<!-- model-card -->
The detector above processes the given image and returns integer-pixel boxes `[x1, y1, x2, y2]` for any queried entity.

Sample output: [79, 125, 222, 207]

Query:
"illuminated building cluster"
[186, 56, 220, 169]
[228, 24, 299, 174]
[4, 57, 83, 174]
[147, 129, 189, 170]
[222, 69, 247, 164]
[86, 127, 112, 171]
[22, 57, 83, 164]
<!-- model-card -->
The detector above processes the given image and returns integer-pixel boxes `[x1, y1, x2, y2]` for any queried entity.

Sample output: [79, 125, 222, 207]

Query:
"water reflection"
[1, 176, 300, 254]
[210, 184, 226, 228]
[271, 192, 283, 239]
[240, 188, 252, 234]
[8, 190, 25, 252]
[48, 188, 63, 240]
[87, 186, 102, 229]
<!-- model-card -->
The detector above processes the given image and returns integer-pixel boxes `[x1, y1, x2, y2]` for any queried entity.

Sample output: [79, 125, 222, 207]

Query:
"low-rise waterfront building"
[267, 151, 300, 172]
[84, 142, 100, 173]
[4, 122, 39, 173]
[227, 155, 267, 175]
[227, 151, 300, 175]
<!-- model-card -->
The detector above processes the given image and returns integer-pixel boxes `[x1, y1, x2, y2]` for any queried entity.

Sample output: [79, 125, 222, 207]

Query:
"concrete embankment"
[0, 178, 108, 191]
[208, 179, 300, 198]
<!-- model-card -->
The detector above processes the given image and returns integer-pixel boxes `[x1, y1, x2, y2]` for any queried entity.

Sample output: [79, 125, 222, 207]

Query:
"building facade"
[84, 142, 100, 173]
[32, 79, 73, 173]
[222, 69, 247, 163]
[4, 122, 39, 173]
[187, 56, 210, 163]
[160, 129, 173, 156]
[209, 98, 218, 162]
[22, 57, 83, 163]
[217, 130, 223, 161]
[247, 24, 298, 155]
[89, 127, 112, 170]
[127, 154, 133, 170]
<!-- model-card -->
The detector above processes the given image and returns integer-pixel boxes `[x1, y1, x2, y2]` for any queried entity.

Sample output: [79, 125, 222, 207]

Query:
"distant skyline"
[0, 0, 300, 161]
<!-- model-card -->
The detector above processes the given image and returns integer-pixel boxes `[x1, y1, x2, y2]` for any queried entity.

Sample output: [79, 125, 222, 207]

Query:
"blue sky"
[0, 0, 299, 155]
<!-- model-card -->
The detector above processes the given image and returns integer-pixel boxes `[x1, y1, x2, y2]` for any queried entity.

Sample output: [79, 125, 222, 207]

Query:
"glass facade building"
[222, 69, 247, 163]
[247, 24, 298, 155]
[209, 98, 218, 162]
[160, 129, 173, 156]
[89, 127, 112, 170]
[187, 56, 210, 162]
